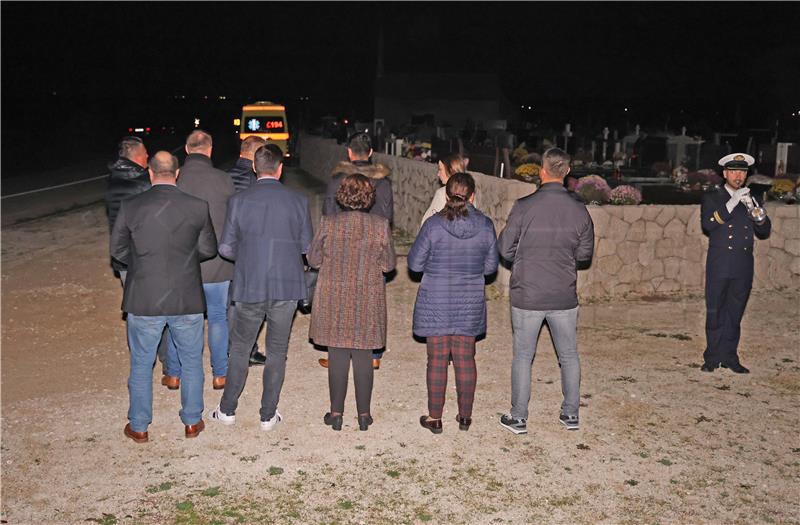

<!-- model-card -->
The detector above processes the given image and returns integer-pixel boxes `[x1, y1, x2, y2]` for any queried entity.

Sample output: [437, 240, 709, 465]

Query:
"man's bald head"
[148, 151, 179, 184]
[185, 130, 213, 156]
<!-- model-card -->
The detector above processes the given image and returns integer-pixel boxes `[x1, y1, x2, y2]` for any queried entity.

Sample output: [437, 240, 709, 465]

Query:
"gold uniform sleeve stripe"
[713, 211, 725, 224]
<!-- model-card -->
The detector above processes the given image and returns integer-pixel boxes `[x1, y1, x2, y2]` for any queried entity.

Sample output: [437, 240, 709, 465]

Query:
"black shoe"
[324, 412, 343, 431]
[249, 352, 266, 366]
[419, 415, 443, 434]
[700, 362, 719, 372]
[297, 299, 312, 315]
[358, 414, 373, 431]
[721, 363, 750, 374]
[456, 415, 471, 431]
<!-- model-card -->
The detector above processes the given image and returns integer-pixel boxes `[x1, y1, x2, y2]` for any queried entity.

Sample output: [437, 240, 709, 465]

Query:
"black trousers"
[704, 276, 752, 367]
[328, 347, 374, 415]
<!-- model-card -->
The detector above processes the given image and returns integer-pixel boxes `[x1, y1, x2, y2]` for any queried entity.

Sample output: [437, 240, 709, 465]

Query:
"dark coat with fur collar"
[322, 160, 393, 225]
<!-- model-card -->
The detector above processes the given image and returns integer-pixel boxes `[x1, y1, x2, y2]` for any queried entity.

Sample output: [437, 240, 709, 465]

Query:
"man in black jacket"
[111, 151, 218, 443]
[105, 136, 171, 377]
[497, 147, 594, 435]
[227, 135, 269, 366]
[228, 136, 265, 192]
[105, 136, 149, 282]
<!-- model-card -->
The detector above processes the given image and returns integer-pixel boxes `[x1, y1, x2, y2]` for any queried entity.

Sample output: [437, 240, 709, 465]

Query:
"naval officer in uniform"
[700, 153, 771, 374]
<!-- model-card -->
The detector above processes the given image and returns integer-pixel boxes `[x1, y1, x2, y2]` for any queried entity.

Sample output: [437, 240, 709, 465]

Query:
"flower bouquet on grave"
[575, 174, 611, 204]
[609, 185, 643, 205]
[514, 163, 541, 183]
[671, 166, 689, 186]
[512, 145, 529, 162]
[688, 169, 722, 190]
[769, 178, 798, 203]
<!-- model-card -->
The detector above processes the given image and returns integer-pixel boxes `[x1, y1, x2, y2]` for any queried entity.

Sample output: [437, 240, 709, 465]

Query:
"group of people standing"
[107, 127, 768, 443]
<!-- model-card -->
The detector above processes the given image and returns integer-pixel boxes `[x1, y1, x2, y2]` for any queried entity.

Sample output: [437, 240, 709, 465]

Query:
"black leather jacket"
[105, 157, 150, 271]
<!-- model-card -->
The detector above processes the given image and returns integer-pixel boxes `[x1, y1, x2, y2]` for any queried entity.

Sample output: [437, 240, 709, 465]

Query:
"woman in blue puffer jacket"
[408, 172, 499, 434]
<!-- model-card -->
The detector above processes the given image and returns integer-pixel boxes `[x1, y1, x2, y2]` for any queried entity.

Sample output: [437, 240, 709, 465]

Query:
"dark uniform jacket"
[177, 153, 235, 283]
[701, 187, 771, 280]
[105, 157, 150, 271]
[219, 178, 313, 303]
[323, 160, 394, 225]
[498, 183, 595, 311]
[110, 185, 217, 316]
[227, 157, 256, 193]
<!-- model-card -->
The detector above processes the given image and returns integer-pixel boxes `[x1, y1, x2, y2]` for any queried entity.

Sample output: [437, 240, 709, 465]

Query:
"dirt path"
[2, 203, 798, 525]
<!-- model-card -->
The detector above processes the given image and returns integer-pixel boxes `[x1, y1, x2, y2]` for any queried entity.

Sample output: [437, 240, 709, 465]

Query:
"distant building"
[373, 73, 515, 132]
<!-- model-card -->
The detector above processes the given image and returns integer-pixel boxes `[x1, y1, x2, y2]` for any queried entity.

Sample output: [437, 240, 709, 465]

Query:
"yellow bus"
[236, 101, 290, 156]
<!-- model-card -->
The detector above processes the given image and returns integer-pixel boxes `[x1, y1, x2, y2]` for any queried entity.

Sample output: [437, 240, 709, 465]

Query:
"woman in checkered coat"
[408, 172, 499, 433]
[307, 174, 396, 432]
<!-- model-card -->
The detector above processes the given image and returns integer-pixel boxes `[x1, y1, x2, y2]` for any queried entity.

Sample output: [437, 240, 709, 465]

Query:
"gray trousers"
[510, 306, 580, 419]
[220, 300, 296, 421]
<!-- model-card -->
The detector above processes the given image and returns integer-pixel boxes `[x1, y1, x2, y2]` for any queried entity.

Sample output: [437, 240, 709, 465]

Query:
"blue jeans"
[510, 306, 580, 419]
[165, 281, 230, 378]
[127, 313, 205, 432]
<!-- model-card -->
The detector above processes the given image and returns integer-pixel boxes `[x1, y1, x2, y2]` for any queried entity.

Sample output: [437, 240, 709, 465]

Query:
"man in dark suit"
[110, 151, 218, 443]
[157, 130, 235, 392]
[209, 144, 313, 432]
[700, 153, 771, 374]
[227, 135, 269, 366]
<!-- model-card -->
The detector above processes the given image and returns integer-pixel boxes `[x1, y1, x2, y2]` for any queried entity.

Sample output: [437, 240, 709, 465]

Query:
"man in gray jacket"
[161, 130, 235, 391]
[497, 147, 594, 434]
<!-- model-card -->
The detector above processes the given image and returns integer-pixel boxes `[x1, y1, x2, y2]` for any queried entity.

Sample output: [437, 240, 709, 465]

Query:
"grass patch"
[658, 458, 673, 466]
[386, 470, 401, 478]
[268, 466, 284, 476]
[201, 486, 221, 497]
[338, 500, 354, 510]
[145, 481, 173, 493]
[239, 455, 259, 463]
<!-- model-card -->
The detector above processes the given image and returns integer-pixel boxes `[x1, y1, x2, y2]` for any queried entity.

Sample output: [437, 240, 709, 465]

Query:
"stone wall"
[299, 134, 800, 297]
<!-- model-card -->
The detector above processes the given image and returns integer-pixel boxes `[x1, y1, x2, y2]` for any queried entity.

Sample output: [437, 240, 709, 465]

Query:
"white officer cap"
[718, 153, 755, 170]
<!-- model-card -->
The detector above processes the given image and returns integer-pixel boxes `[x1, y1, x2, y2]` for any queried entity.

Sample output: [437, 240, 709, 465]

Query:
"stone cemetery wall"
[300, 135, 800, 298]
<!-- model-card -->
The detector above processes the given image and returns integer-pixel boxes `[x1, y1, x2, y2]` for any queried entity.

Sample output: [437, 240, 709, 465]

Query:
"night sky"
[2, 2, 799, 170]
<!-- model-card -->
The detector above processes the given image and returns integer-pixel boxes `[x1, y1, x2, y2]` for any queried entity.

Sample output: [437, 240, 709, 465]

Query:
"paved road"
[1, 158, 325, 228]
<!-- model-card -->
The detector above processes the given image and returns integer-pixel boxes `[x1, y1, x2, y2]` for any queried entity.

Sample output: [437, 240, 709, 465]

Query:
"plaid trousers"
[426, 335, 477, 419]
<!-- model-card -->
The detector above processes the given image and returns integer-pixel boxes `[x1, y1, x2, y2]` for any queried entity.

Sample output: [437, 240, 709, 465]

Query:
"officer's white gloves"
[726, 187, 750, 213]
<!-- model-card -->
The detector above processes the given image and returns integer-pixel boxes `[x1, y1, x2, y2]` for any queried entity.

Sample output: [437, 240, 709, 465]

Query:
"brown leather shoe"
[161, 375, 180, 390]
[373, 359, 380, 370]
[318, 358, 329, 368]
[212, 376, 226, 390]
[419, 415, 443, 434]
[185, 419, 205, 438]
[124, 423, 148, 443]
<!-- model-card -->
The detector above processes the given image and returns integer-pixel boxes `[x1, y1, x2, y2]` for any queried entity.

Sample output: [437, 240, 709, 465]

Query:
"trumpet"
[742, 194, 767, 223]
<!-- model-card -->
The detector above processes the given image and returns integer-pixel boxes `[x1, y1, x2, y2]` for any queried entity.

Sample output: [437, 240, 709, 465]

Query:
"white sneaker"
[260, 411, 283, 432]
[208, 405, 235, 426]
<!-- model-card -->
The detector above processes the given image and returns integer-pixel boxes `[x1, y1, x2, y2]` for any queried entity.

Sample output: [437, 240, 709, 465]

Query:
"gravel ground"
[2, 203, 798, 525]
